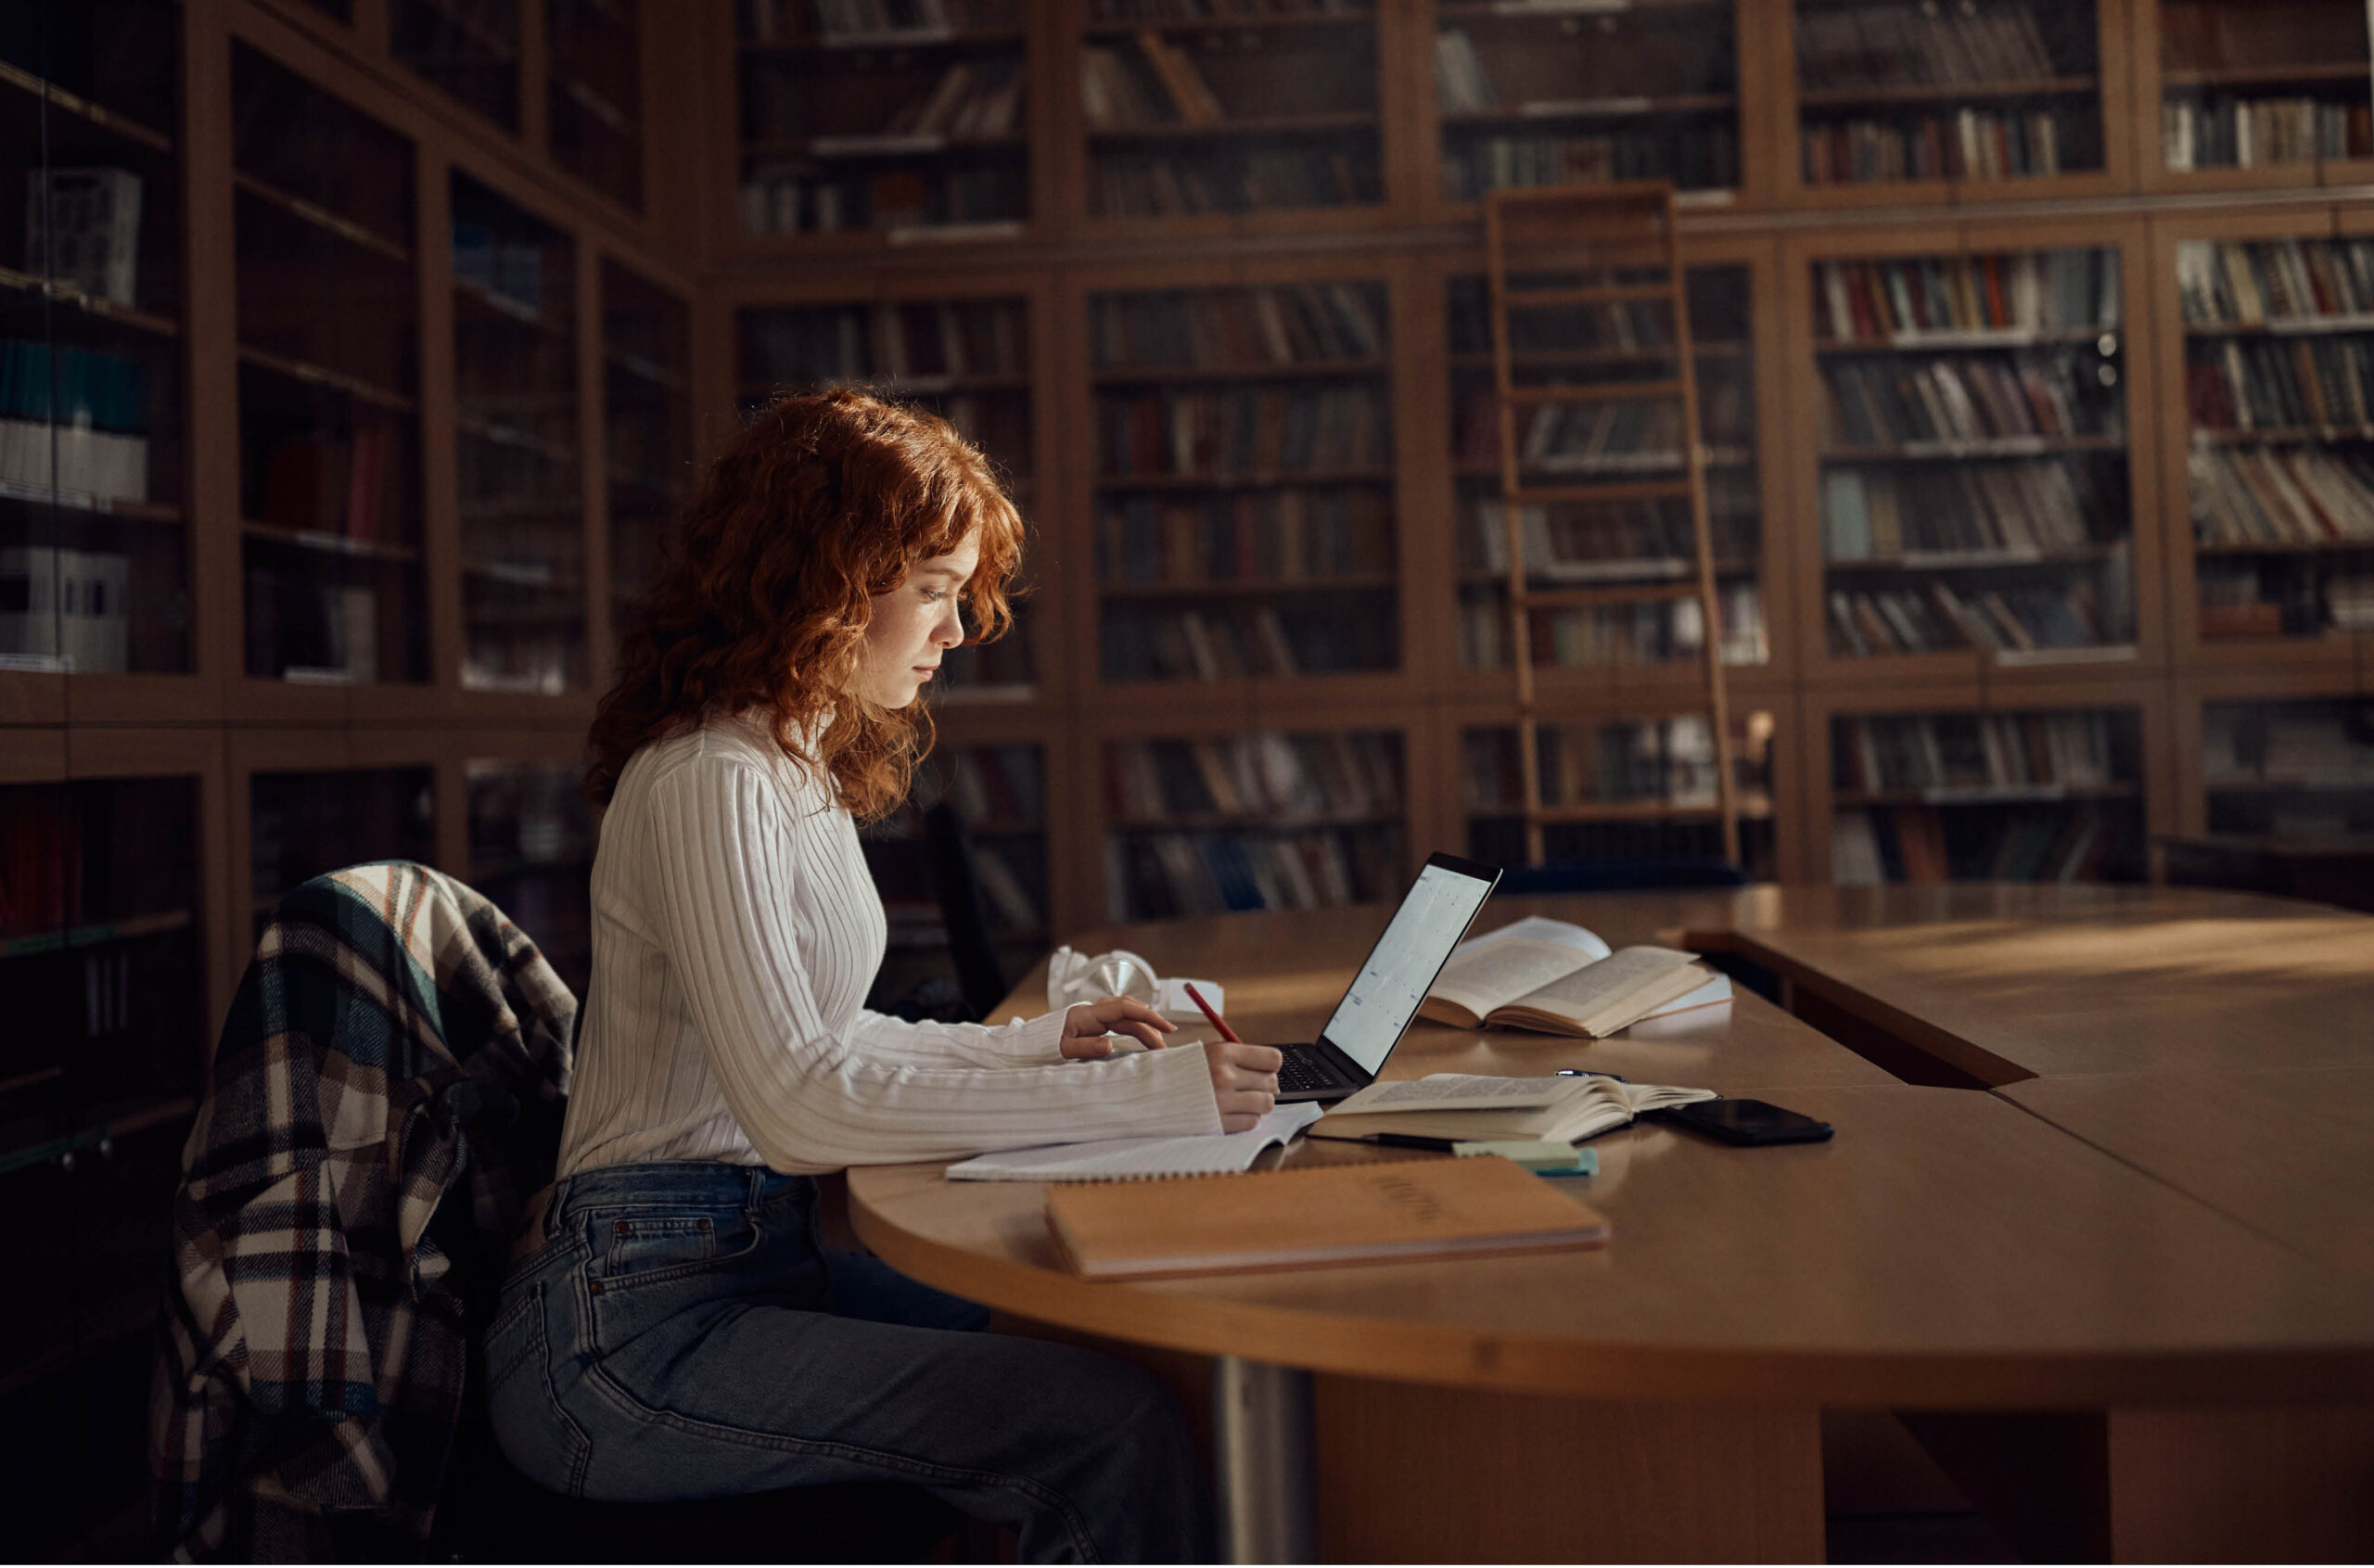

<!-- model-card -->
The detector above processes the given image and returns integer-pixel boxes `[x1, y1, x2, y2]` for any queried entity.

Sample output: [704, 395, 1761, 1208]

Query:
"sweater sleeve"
[844, 1005, 1073, 1069]
[645, 756, 1221, 1169]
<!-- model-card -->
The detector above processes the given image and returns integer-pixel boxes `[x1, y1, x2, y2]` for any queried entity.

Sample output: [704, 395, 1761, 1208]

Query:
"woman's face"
[854, 534, 977, 708]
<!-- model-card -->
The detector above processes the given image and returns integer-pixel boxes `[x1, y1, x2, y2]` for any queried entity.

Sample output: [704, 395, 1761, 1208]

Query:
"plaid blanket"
[149, 862, 574, 1561]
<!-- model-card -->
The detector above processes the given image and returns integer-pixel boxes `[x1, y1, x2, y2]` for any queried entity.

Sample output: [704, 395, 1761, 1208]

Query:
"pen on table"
[1557, 1068, 1629, 1084]
[1369, 1132, 1461, 1152]
[1181, 982, 1242, 1044]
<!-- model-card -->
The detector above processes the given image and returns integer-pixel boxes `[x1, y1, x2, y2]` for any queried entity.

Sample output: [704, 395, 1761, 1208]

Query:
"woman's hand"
[1204, 1039, 1283, 1133]
[1059, 995, 1177, 1059]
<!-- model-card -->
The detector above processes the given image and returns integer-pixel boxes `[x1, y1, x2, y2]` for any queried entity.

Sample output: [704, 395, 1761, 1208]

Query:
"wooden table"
[847, 891, 2374, 1562]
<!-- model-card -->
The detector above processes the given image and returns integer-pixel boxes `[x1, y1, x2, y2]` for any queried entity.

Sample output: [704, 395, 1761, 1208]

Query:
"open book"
[1308, 1072, 1717, 1146]
[1417, 915, 1732, 1038]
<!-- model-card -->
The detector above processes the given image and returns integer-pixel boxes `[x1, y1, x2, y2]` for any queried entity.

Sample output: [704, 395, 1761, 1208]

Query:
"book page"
[946, 1102, 1321, 1182]
[1327, 1074, 1574, 1115]
[1452, 915, 1613, 962]
[1421, 938, 1601, 1027]
[1496, 946, 1699, 1032]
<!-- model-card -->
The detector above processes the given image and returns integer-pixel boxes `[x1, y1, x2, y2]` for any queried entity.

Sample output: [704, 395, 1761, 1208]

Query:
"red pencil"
[1181, 982, 1242, 1044]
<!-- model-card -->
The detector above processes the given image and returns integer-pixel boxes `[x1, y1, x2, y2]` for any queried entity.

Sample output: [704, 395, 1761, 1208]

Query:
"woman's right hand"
[1205, 1039, 1283, 1133]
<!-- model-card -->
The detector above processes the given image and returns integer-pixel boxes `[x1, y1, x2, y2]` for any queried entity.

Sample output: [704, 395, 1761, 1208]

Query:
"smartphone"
[1654, 1097, 1834, 1147]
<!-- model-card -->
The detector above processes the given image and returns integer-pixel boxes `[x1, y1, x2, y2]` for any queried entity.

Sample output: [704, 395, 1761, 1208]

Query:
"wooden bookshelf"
[548, 0, 644, 210]
[2173, 670, 2374, 846]
[2152, 204, 2374, 673]
[2138, 0, 2374, 192]
[1782, 220, 2166, 690]
[1074, 0, 1387, 232]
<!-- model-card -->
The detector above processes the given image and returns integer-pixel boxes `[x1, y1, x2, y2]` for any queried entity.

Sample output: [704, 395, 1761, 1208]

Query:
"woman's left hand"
[1059, 996, 1177, 1059]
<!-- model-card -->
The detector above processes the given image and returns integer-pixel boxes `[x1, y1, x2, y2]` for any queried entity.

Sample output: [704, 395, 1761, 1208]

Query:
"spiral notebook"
[944, 1103, 1323, 1183]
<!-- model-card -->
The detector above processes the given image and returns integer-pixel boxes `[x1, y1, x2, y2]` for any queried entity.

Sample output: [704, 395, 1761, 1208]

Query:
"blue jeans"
[485, 1160, 1213, 1563]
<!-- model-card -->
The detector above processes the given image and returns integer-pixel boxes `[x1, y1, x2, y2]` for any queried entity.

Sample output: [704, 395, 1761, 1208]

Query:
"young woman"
[485, 389, 1280, 1562]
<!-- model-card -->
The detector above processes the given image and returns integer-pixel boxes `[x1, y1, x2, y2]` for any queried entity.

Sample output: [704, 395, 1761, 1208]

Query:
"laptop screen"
[1319, 856, 1499, 1074]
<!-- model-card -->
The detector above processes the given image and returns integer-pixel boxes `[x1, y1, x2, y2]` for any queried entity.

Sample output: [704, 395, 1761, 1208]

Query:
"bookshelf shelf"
[1099, 574, 1398, 600]
[0, 60, 174, 154]
[236, 346, 417, 414]
[2164, 63, 2371, 90]
[1093, 358, 1386, 387]
[241, 520, 421, 565]
[2152, 1, 2372, 178]
[232, 173, 411, 264]
[0, 269, 177, 338]
[1093, 469, 1392, 491]
[739, 30, 1027, 55]
[549, 0, 645, 209]
[1797, 77, 2099, 110]
[1086, 113, 1374, 142]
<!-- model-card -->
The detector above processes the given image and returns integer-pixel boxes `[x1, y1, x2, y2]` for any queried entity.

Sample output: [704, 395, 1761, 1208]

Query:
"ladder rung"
[1500, 283, 1678, 309]
[1501, 380, 1685, 406]
[1506, 479, 1694, 504]
[1518, 582, 1701, 611]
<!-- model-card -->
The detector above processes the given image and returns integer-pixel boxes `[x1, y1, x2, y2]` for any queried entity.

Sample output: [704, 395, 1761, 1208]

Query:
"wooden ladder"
[1482, 180, 1740, 869]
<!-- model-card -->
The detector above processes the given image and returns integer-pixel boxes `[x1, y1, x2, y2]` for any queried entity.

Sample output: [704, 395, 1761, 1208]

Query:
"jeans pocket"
[594, 1208, 760, 1290]
[484, 1282, 594, 1498]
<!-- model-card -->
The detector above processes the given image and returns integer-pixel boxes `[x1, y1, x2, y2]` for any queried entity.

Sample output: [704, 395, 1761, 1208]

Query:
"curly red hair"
[587, 389, 1024, 819]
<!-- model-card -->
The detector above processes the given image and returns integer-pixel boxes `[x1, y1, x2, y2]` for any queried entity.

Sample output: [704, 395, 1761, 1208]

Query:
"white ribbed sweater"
[556, 714, 1222, 1178]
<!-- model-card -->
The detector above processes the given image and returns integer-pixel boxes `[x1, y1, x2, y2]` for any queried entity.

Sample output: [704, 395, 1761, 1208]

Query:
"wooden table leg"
[1311, 1376, 1823, 1562]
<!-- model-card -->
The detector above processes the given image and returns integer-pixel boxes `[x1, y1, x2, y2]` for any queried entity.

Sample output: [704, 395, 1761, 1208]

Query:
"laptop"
[1267, 851, 1502, 1103]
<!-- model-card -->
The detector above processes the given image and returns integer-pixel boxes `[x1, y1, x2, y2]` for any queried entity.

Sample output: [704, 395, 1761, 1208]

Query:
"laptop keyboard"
[1276, 1051, 1344, 1094]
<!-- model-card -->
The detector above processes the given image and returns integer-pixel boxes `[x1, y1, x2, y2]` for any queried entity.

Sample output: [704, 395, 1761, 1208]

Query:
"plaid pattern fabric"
[149, 862, 574, 1562]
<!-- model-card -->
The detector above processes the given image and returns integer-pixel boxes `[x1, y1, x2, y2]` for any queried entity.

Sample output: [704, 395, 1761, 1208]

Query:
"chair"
[1493, 859, 1747, 897]
[159, 862, 964, 1563]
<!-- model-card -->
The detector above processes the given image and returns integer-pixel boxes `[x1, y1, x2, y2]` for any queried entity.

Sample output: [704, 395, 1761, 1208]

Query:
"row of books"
[876, 62, 1025, 141]
[1822, 353, 2116, 449]
[1095, 487, 1393, 585]
[1832, 710, 2119, 796]
[1832, 803, 2122, 886]
[737, 165, 1026, 235]
[243, 568, 381, 683]
[1461, 498, 1756, 580]
[2194, 559, 2374, 640]
[2202, 702, 2374, 786]
[0, 786, 80, 938]
[1461, 718, 1726, 813]
[1107, 827, 1400, 920]
[2178, 238, 2374, 334]
[926, 743, 1046, 826]
[251, 427, 394, 540]
[1090, 148, 1378, 216]
[1816, 252, 2121, 343]
[1105, 731, 1402, 822]
[2188, 337, 2374, 434]
[457, 437, 577, 519]
[1429, 30, 1500, 114]
[1826, 578, 2126, 656]
[451, 223, 553, 318]
[1091, 285, 1384, 371]
[1507, 401, 1690, 475]
[25, 168, 144, 310]
[1800, 108, 2091, 185]
[1793, 4, 2066, 90]
[250, 767, 436, 900]
[0, 420, 149, 505]
[0, 546, 128, 675]
[464, 762, 592, 870]
[1100, 600, 1392, 680]
[741, 0, 1016, 43]
[1097, 384, 1389, 478]
[1440, 129, 1739, 199]
[2, 339, 150, 435]
[1448, 283, 1682, 360]
[1080, 37, 1223, 128]
[745, 300, 1027, 387]
[1457, 584, 1767, 669]
[1820, 462, 2108, 559]
[2188, 444, 2374, 550]
[460, 634, 574, 696]
[1091, 0, 1368, 19]
[2162, 96, 2371, 172]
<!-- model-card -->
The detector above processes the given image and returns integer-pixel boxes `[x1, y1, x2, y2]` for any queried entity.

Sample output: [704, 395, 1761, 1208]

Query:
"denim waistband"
[546, 1160, 809, 1236]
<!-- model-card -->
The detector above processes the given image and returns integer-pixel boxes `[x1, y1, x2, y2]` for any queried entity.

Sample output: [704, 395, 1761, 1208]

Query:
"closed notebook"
[1044, 1155, 1610, 1281]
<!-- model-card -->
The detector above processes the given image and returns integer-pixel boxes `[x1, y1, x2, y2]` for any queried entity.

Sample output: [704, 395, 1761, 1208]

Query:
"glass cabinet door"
[1, 0, 190, 675]
[452, 174, 583, 695]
